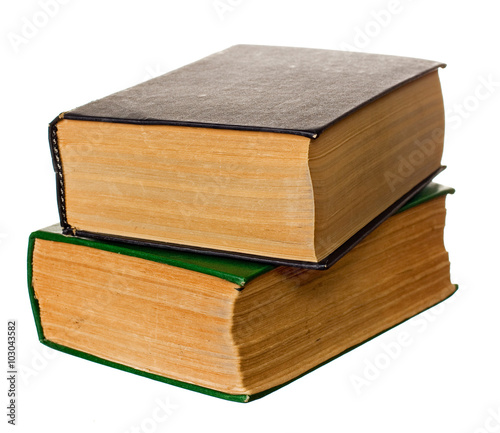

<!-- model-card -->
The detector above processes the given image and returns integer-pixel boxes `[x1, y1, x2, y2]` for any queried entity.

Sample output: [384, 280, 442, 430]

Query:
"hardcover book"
[49, 44, 446, 268]
[28, 183, 456, 402]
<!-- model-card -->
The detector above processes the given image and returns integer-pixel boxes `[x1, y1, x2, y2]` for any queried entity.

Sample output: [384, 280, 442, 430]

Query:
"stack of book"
[28, 45, 456, 402]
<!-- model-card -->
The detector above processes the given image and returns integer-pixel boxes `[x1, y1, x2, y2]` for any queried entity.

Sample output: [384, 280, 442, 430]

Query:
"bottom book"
[27, 183, 456, 403]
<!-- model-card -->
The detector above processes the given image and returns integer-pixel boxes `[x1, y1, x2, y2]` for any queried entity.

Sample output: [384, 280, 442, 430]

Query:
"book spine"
[26, 234, 45, 343]
[48, 115, 71, 234]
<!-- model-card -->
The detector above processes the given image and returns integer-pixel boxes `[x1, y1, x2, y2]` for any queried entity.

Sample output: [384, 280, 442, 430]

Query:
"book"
[28, 182, 456, 402]
[49, 44, 446, 268]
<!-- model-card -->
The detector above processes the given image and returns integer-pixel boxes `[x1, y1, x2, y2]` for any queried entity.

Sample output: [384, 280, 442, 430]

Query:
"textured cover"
[48, 45, 446, 268]
[26, 182, 456, 401]
[55, 44, 445, 138]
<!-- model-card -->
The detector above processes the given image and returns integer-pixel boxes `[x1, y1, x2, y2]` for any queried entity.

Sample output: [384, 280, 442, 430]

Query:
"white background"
[1, 1, 499, 432]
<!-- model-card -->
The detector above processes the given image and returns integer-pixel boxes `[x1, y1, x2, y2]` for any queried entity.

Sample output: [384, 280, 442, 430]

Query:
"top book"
[49, 44, 446, 268]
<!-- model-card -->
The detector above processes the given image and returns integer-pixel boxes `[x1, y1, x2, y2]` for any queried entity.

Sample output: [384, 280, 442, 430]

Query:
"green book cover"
[27, 182, 455, 402]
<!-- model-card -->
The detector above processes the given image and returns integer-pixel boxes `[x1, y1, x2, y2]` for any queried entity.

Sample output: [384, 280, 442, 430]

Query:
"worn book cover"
[28, 183, 456, 402]
[49, 44, 446, 268]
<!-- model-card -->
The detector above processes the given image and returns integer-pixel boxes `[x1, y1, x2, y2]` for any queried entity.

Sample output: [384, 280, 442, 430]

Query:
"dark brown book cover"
[49, 45, 445, 269]
[54, 44, 444, 137]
